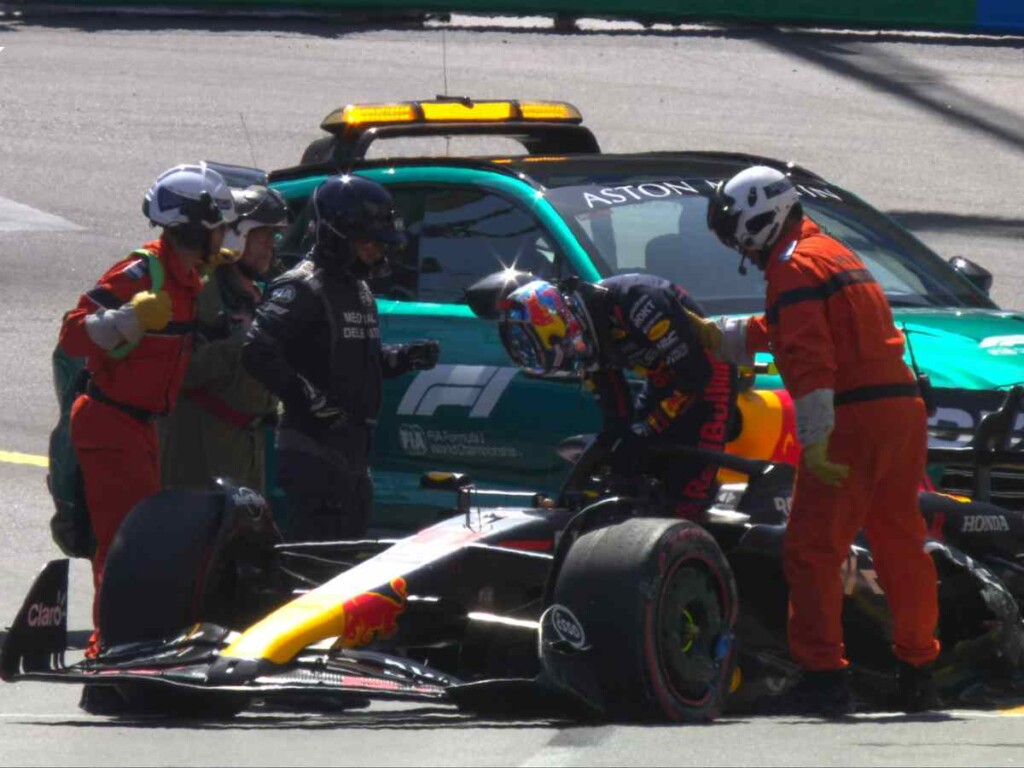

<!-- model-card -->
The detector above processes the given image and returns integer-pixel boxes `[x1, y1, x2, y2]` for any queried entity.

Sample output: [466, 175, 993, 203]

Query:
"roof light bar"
[320, 99, 583, 133]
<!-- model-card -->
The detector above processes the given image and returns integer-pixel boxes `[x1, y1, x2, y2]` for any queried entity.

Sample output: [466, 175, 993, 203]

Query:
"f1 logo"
[397, 365, 516, 418]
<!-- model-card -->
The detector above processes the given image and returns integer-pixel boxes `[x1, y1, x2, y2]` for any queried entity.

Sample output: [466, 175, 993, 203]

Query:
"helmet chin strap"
[737, 254, 749, 276]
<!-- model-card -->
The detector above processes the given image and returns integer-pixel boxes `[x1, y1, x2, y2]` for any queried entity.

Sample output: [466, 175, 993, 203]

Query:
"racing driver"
[59, 163, 236, 712]
[498, 273, 738, 521]
[693, 165, 940, 715]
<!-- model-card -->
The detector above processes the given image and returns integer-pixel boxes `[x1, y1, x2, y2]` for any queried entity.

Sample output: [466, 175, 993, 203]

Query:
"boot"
[894, 661, 940, 713]
[776, 669, 853, 718]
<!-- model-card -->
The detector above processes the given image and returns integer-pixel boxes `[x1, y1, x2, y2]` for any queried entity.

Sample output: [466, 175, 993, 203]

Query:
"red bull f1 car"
[5, 386, 1024, 720]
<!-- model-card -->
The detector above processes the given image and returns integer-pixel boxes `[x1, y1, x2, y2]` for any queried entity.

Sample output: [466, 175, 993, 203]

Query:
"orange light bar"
[519, 101, 582, 122]
[492, 156, 567, 164]
[422, 101, 515, 121]
[320, 99, 583, 133]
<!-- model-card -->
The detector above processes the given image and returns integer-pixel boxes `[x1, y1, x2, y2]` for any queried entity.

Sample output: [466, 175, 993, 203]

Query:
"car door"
[370, 181, 604, 525]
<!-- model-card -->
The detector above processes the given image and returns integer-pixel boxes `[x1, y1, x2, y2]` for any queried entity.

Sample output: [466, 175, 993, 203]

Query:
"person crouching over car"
[160, 185, 290, 493]
[498, 274, 738, 522]
[242, 174, 440, 541]
[690, 165, 940, 716]
[58, 163, 236, 712]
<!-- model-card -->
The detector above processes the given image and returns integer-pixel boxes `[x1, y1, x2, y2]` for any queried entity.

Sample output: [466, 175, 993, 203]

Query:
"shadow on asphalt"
[14, 700, 1004, 731]
[756, 33, 1024, 158]
[21, 704, 583, 731]
[3, 9, 1024, 49]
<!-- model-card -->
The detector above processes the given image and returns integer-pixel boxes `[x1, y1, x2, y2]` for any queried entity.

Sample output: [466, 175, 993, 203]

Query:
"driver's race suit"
[578, 273, 738, 520]
[242, 259, 432, 540]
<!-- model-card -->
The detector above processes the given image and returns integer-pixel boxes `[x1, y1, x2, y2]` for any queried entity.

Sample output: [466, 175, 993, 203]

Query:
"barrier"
[10, 1, 1024, 35]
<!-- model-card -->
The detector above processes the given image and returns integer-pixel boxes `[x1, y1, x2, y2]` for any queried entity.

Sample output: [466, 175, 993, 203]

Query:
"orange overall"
[59, 237, 200, 652]
[746, 218, 940, 671]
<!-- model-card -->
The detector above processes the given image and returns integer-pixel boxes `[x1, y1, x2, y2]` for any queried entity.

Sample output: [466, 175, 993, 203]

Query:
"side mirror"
[949, 256, 993, 296]
[464, 269, 537, 319]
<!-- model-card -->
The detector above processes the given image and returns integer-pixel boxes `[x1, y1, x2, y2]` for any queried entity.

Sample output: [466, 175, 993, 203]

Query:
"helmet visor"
[706, 188, 741, 249]
[499, 314, 550, 375]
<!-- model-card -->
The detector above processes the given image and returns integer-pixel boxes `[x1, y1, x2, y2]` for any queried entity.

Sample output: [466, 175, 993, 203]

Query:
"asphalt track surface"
[1, 10, 1023, 766]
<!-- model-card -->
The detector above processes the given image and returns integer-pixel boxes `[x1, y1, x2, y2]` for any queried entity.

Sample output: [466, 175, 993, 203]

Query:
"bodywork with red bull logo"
[6, 390, 1024, 720]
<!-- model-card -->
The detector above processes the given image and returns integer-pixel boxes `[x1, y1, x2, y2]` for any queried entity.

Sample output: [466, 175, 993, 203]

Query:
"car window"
[411, 187, 564, 304]
[548, 178, 992, 314]
[565, 192, 766, 315]
[272, 186, 567, 304]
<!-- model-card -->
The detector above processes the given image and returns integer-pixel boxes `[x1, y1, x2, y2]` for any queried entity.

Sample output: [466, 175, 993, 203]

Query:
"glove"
[290, 374, 347, 429]
[404, 339, 441, 371]
[802, 433, 850, 487]
[199, 248, 239, 278]
[129, 290, 172, 331]
[684, 309, 722, 355]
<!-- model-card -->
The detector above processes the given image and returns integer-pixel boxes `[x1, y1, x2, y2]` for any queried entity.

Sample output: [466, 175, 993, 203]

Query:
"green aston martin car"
[259, 98, 1022, 530]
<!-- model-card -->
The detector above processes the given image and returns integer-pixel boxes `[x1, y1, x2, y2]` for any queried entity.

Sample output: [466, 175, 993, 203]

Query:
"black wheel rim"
[657, 562, 724, 703]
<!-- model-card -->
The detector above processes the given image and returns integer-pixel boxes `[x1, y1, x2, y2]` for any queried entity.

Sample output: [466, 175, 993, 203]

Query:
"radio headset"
[902, 323, 937, 417]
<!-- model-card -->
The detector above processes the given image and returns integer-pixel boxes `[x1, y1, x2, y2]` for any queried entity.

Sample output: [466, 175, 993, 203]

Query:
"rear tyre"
[549, 518, 738, 721]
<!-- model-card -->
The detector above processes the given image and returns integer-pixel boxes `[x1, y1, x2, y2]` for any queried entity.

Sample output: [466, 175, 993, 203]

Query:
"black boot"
[78, 684, 130, 716]
[894, 661, 940, 713]
[776, 669, 853, 718]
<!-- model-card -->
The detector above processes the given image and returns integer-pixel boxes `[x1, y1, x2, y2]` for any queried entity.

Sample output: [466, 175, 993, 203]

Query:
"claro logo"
[27, 590, 66, 628]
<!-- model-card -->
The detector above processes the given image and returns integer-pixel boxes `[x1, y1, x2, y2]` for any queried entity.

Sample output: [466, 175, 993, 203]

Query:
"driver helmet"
[706, 165, 800, 257]
[498, 280, 594, 375]
[222, 185, 290, 256]
[308, 174, 405, 278]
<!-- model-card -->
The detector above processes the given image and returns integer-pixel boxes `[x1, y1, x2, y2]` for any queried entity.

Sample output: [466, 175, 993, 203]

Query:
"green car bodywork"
[267, 159, 1024, 530]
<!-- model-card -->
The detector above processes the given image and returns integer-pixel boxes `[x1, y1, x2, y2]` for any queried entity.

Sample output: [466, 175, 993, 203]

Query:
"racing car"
[6, 386, 1024, 721]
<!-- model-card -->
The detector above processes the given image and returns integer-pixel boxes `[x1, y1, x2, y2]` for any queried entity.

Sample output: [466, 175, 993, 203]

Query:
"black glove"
[404, 339, 441, 371]
[286, 374, 347, 429]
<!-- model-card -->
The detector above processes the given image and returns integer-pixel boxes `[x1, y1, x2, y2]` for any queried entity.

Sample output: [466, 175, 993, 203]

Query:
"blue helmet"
[310, 174, 405, 277]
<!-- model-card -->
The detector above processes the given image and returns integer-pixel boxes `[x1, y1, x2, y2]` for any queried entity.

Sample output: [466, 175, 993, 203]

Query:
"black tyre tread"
[99, 491, 225, 645]
[553, 518, 737, 721]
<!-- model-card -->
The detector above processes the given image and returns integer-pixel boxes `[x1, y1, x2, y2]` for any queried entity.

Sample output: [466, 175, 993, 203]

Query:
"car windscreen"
[545, 177, 993, 315]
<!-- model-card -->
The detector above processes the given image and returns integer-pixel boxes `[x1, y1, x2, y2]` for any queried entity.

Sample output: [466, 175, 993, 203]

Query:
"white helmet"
[143, 162, 237, 230]
[707, 166, 800, 254]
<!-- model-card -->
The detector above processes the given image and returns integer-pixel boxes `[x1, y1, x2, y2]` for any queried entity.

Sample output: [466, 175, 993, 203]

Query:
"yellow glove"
[685, 309, 722, 355]
[199, 248, 240, 278]
[129, 290, 172, 331]
[803, 434, 850, 487]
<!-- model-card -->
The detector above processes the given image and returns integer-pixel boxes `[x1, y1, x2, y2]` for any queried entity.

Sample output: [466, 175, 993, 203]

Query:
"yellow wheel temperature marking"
[0, 450, 48, 468]
[680, 609, 697, 653]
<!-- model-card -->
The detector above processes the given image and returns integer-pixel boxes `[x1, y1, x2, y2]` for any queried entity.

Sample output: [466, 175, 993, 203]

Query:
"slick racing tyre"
[546, 518, 738, 722]
[99, 485, 281, 647]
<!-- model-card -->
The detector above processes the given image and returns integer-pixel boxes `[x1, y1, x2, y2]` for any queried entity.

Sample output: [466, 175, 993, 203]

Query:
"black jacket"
[242, 260, 410, 444]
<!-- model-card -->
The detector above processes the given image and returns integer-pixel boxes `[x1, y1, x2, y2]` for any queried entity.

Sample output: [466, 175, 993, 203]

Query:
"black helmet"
[224, 185, 290, 255]
[310, 174, 404, 278]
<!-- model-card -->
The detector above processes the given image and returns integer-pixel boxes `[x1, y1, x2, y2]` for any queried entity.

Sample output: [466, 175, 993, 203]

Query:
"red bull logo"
[338, 577, 408, 649]
[524, 286, 569, 351]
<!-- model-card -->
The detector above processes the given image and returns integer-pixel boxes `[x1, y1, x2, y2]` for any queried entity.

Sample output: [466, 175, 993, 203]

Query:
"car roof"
[269, 151, 829, 192]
